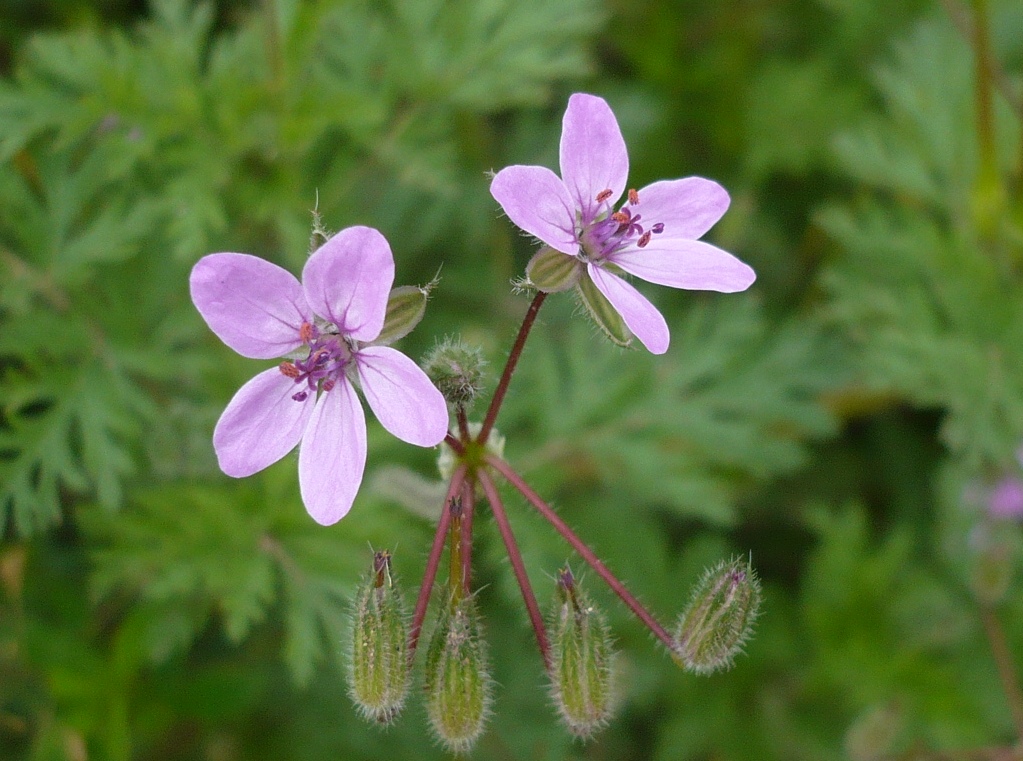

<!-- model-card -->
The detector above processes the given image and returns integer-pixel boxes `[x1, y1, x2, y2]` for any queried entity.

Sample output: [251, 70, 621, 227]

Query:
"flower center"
[577, 188, 665, 263]
[279, 321, 354, 402]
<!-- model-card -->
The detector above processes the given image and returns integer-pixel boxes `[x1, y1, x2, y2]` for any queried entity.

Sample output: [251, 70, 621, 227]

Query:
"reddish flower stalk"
[457, 405, 471, 443]
[444, 433, 465, 455]
[477, 291, 547, 445]
[486, 454, 677, 652]
[408, 465, 466, 662]
[478, 468, 551, 670]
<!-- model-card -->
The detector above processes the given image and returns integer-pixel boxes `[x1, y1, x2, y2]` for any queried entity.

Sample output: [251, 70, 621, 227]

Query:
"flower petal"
[357, 346, 449, 446]
[625, 178, 730, 240]
[490, 165, 579, 254]
[298, 380, 367, 525]
[611, 239, 756, 293]
[587, 265, 669, 355]
[560, 93, 629, 221]
[212, 367, 315, 477]
[302, 226, 394, 342]
[190, 253, 310, 359]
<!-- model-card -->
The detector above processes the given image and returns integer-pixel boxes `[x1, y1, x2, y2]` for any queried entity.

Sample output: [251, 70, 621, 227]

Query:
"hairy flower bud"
[674, 557, 761, 674]
[526, 246, 584, 292]
[348, 551, 410, 723]
[549, 568, 615, 738]
[423, 596, 492, 753]
[576, 275, 632, 348]
[422, 337, 487, 408]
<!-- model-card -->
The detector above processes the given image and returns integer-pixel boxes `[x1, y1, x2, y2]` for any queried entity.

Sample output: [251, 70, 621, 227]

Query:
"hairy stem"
[408, 465, 466, 663]
[477, 468, 551, 670]
[477, 291, 547, 445]
[444, 433, 465, 455]
[486, 455, 677, 652]
[457, 405, 471, 443]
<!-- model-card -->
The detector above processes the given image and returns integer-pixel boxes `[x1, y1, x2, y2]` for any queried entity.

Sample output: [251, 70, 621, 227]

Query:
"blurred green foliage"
[1, 0, 1022, 759]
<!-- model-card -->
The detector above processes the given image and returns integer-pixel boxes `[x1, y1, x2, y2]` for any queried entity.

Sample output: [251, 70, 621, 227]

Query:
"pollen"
[279, 361, 300, 378]
[595, 188, 614, 203]
[611, 211, 630, 225]
[637, 231, 652, 248]
[299, 321, 315, 343]
[627, 188, 639, 205]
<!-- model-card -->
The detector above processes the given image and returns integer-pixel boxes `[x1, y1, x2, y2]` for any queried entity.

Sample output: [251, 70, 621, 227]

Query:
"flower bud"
[422, 337, 487, 408]
[423, 596, 492, 753]
[526, 246, 584, 292]
[347, 551, 410, 724]
[549, 568, 615, 738]
[674, 557, 761, 674]
[576, 274, 632, 348]
[376, 285, 431, 346]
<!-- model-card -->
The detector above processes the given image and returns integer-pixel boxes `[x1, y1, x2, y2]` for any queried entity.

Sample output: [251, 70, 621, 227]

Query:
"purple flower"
[190, 226, 449, 525]
[989, 477, 1023, 519]
[490, 93, 755, 354]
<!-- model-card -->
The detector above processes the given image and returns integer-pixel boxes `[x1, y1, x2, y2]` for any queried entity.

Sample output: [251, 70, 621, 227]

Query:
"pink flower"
[190, 226, 449, 525]
[989, 477, 1023, 519]
[490, 93, 755, 354]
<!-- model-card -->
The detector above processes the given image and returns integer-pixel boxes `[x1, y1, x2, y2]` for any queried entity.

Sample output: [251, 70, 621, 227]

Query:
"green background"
[2, 0, 1022, 759]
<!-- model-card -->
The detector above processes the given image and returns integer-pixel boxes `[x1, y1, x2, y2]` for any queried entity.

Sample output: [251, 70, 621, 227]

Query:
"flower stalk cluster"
[191, 92, 762, 752]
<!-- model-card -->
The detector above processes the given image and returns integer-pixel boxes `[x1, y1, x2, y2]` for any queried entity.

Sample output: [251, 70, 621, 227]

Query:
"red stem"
[486, 454, 677, 653]
[477, 291, 547, 445]
[478, 468, 551, 670]
[407, 465, 466, 663]
[444, 433, 465, 455]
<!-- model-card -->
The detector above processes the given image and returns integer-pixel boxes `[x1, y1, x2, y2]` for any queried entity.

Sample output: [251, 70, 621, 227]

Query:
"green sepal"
[526, 246, 583, 292]
[674, 557, 761, 674]
[375, 285, 429, 346]
[347, 551, 411, 723]
[549, 570, 615, 738]
[423, 595, 491, 753]
[576, 274, 632, 348]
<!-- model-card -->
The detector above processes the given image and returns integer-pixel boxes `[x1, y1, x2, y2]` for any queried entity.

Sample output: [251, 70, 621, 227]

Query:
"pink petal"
[190, 253, 310, 359]
[559, 93, 629, 221]
[302, 226, 394, 343]
[212, 367, 315, 477]
[490, 165, 580, 254]
[625, 178, 730, 240]
[298, 380, 367, 525]
[611, 239, 756, 293]
[356, 346, 449, 446]
[587, 265, 669, 355]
